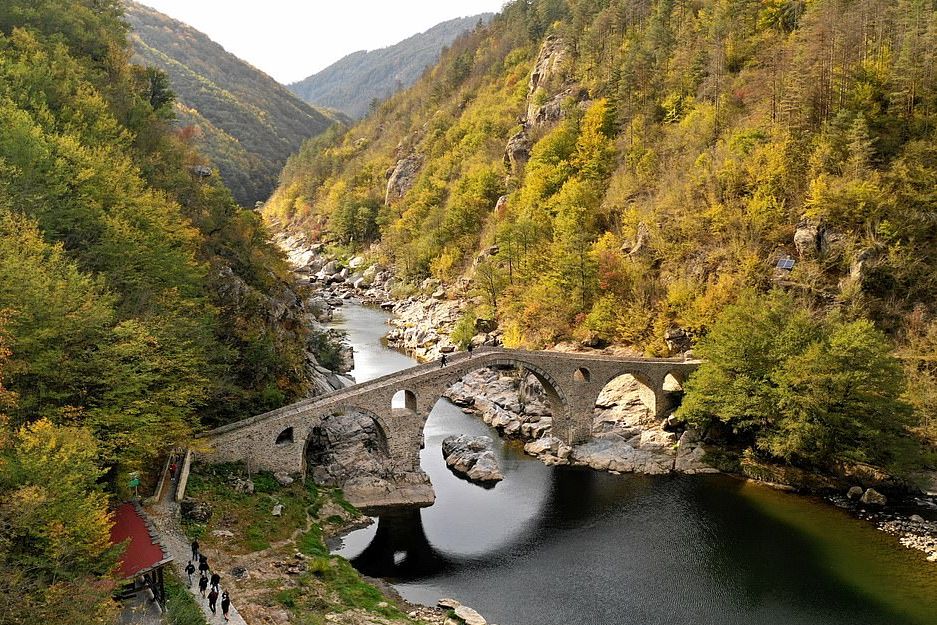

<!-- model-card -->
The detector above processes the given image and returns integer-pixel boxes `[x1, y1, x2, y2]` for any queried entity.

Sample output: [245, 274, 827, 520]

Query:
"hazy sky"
[135, 0, 507, 84]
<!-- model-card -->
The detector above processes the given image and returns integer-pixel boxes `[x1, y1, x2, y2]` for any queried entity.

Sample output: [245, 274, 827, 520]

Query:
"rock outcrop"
[385, 154, 423, 205]
[441, 435, 503, 483]
[306, 410, 434, 507]
[526, 35, 572, 125]
[504, 128, 532, 173]
[794, 220, 829, 258]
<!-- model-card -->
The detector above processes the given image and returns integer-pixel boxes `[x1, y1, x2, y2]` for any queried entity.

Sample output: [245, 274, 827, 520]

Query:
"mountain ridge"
[289, 13, 493, 119]
[125, 1, 338, 206]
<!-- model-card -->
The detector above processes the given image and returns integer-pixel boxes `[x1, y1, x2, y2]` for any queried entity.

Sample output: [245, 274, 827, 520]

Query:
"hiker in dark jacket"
[185, 561, 196, 586]
[221, 591, 231, 622]
[198, 574, 208, 598]
[210, 572, 221, 592]
[198, 556, 209, 576]
[207, 588, 219, 614]
[191, 539, 199, 561]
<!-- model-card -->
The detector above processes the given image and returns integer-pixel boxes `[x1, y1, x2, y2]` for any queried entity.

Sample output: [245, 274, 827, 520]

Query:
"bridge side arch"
[594, 368, 667, 420]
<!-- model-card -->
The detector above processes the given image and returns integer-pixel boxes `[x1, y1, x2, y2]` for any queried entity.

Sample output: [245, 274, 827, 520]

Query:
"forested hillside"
[288, 14, 492, 119]
[269, 0, 937, 469]
[125, 1, 340, 206]
[0, 2, 340, 618]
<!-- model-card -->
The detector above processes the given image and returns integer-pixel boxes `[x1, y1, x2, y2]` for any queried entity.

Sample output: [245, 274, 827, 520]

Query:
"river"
[326, 302, 937, 625]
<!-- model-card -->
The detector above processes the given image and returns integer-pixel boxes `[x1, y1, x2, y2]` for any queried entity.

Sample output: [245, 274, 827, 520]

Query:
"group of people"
[185, 539, 232, 621]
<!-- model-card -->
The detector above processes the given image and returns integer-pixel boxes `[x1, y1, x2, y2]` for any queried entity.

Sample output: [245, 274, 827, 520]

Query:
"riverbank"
[170, 461, 459, 625]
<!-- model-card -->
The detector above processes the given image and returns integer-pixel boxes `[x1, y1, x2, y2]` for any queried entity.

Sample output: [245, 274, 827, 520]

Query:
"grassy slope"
[182, 463, 421, 625]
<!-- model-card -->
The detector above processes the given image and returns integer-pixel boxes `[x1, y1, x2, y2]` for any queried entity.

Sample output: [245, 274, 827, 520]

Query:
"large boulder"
[860, 488, 887, 506]
[442, 435, 503, 483]
[453, 605, 487, 625]
[794, 220, 829, 258]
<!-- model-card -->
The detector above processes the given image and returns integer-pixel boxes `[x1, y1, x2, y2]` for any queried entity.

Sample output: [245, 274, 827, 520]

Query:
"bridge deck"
[202, 348, 699, 437]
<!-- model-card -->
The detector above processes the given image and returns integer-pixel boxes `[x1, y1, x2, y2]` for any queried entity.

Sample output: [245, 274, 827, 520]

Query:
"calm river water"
[326, 302, 937, 625]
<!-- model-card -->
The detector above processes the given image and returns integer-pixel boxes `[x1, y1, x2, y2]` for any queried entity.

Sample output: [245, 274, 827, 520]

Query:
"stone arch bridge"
[198, 348, 698, 506]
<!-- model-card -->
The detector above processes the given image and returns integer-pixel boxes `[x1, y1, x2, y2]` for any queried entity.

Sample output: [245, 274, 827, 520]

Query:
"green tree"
[679, 291, 915, 470]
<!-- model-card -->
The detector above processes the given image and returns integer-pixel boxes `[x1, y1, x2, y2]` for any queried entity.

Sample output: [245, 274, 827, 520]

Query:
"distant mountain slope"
[125, 1, 338, 206]
[289, 14, 492, 119]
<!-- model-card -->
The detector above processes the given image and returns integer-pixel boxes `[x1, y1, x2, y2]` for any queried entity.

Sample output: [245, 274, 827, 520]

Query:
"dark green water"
[329, 303, 937, 625]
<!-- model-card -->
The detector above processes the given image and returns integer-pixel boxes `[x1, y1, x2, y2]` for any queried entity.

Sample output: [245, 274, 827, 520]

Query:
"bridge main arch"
[409, 354, 574, 445]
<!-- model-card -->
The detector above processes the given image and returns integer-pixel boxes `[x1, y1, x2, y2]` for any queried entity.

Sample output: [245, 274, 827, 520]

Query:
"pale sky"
[135, 0, 507, 84]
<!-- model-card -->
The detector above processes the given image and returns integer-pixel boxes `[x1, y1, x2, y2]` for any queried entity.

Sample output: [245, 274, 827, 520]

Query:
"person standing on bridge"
[440, 353, 447, 368]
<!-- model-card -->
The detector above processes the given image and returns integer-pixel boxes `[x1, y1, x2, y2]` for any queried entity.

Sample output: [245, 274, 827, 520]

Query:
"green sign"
[128, 472, 140, 489]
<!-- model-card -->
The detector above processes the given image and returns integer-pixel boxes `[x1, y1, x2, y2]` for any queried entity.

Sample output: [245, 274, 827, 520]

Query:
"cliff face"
[288, 14, 493, 119]
[124, 1, 339, 206]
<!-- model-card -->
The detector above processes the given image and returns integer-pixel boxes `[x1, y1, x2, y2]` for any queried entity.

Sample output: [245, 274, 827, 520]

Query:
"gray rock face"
[442, 435, 503, 483]
[307, 411, 393, 487]
[526, 35, 571, 125]
[304, 409, 434, 507]
[504, 128, 532, 173]
[847, 485, 864, 500]
[385, 154, 422, 205]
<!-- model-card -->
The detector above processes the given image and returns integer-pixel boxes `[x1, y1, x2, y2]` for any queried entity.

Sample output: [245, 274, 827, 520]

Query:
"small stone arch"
[573, 367, 591, 383]
[275, 426, 294, 445]
[593, 371, 661, 434]
[664, 371, 687, 391]
[392, 389, 418, 412]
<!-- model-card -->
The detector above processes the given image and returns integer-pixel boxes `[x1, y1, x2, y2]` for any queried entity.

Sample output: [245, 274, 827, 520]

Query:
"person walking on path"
[191, 539, 199, 561]
[198, 555, 209, 577]
[467, 342, 474, 354]
[198, 574, 208, 598]
[185, 561, 196, 586]
[207, 588, 219, 615]
[210, 572, 221, 592]
[221, 591, 231, 622]
[169, 461, 177, 481]
[440, 353, 447, 368]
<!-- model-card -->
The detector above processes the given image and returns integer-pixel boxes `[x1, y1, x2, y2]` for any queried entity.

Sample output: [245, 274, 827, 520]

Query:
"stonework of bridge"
[197, 348, 698, 507]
